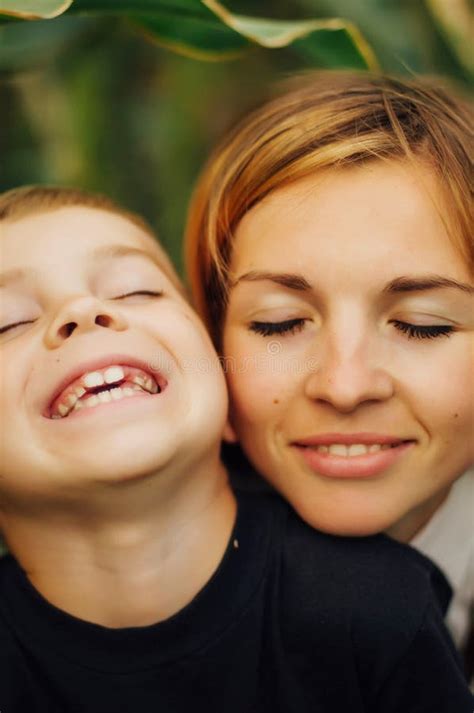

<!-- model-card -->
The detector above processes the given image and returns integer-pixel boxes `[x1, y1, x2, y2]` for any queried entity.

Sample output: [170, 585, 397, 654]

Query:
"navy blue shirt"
[0, 492, 472, 712]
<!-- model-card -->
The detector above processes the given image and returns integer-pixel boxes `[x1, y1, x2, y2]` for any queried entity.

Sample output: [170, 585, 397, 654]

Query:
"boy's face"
[223, 161, 474, 537]
[0, 206, 228, 508]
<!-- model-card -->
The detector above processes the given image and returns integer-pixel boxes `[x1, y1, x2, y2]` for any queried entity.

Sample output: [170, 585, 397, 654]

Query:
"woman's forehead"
[231, 161, 470, 280]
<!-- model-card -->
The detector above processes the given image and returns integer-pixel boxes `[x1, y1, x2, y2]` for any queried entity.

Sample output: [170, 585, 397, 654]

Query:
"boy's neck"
[3, 457, 236, 628]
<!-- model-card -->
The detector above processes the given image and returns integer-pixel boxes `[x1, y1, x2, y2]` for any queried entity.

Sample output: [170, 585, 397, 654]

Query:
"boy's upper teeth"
[83, 366, 125, 388]
[315, 443, 391, 456]
[50, 364, 159, 419]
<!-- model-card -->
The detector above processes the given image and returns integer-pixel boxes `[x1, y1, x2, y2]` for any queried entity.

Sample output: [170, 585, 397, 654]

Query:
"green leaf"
[0, 15, 91, 70]
[0, 0, 72, 19]
[0, 0, 377, 68]
[60, 0, 250, 59]
[132, 0, 377, 66]
[131, 13, 249, 60]
[425, 0, 474, 77]
[203, 1, 376, 68]
[292, 27, 373, 70]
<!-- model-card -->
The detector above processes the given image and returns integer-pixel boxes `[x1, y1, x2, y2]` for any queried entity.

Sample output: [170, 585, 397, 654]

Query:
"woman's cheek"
[431, 380, 474, 459]
[417, 343, 472, 428]
[225, 351, 289, 428]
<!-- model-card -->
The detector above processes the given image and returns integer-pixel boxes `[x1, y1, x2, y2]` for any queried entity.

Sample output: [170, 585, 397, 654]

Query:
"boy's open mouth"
[47, 363, 165, 420]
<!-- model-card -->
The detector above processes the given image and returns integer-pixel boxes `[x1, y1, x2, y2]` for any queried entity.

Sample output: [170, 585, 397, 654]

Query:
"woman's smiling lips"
[291, 433, 415, 479]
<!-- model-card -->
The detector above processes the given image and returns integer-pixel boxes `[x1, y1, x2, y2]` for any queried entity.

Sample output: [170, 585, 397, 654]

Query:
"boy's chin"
[57, 421, 224, 489]
[74, 441, 181, 484]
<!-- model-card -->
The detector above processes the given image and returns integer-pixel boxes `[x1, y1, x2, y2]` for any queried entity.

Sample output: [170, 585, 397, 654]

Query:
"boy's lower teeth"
[74, 385, 143, 410]
[70, 384, 145, 414]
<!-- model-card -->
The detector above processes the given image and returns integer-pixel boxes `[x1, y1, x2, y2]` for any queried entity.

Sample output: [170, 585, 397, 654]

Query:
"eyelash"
[249, 319, 455, 340]
[249, 318, 307, 337]
[113, 290, 163, 300]
[390, 320, 454, 339]
[0, 320, 35, 334]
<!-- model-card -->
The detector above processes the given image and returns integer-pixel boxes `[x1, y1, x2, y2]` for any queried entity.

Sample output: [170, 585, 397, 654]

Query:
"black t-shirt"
[0, 492, 472, 713]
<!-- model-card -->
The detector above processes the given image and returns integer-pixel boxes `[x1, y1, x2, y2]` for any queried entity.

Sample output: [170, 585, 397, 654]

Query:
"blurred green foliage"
[1, 0, 472, 270]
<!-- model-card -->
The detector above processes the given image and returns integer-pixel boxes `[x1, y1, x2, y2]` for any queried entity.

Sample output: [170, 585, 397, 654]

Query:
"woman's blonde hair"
[185, 71, 473, 346]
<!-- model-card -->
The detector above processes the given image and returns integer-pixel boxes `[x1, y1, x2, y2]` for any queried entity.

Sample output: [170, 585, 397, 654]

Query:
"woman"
[185, 72, 474, 661]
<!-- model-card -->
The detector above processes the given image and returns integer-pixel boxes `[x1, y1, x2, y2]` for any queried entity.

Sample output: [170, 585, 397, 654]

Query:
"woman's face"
[223, 161, 473, 538]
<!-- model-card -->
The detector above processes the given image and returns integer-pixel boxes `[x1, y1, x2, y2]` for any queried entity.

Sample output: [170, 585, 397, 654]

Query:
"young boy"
[0, 185, 472, 712]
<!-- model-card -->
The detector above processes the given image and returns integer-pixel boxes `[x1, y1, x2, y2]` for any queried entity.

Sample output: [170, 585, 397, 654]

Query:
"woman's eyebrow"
[384, 275, 474, 295]
[229, 271, 473, 297]
[230, 270, 312, 291]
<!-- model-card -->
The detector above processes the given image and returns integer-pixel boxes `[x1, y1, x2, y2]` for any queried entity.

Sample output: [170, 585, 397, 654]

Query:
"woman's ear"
[223, 416, 238, 443]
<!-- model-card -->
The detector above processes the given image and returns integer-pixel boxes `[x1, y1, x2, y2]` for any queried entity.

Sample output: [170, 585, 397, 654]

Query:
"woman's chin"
[292, 498, 397, 538]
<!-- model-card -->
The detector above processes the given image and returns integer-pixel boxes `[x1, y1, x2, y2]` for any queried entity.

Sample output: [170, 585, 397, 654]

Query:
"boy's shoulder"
[250, 490, 448, 587]
[256, 492, 470, 702]
[285, 497, 449, 594]
[0, 552, 18, 590]
[277, 494, 451, 621]
[238, 490, 471, 708]
[244, 490, 449, 635]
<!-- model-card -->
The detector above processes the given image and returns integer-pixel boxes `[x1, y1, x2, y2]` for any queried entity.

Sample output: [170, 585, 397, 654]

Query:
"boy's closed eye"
[0, 291, 164, 336]
[0, 290, 41, 335]
[111, 290, 163, 301]
[0, 319, 37, 334]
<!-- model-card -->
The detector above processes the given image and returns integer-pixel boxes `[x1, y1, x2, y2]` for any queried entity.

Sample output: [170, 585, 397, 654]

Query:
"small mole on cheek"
[273, 399, 279, 405]
[453, 413, 459, 419]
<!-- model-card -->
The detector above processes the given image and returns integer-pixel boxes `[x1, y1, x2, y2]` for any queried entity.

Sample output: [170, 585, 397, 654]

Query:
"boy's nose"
[44, 296, 128, 348]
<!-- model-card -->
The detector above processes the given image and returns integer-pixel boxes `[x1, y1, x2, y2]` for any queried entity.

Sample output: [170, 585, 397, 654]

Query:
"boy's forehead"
[2, 204, 185, 295]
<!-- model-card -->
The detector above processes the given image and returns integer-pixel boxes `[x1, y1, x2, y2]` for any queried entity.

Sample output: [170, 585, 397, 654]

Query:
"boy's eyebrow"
[93, 244, 187, 294]
[383, 275, 474, 295]
[92, 244, 161, 267]
[0, 247, 166, 287]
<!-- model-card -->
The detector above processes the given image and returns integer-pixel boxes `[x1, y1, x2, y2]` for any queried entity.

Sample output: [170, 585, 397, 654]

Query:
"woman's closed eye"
[391, 320, 455, 340]
[247, 317, 455, 341]
[249, 318, 308, 337]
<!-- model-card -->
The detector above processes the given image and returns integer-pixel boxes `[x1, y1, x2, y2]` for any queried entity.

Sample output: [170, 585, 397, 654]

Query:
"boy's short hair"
[184, 71, 473, 347]
[0, 185, 186, 296]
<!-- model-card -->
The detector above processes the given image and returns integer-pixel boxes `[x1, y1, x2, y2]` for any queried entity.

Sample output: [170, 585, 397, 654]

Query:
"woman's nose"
[44, 296, 128, 349]
[304, 332, 394, 413]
